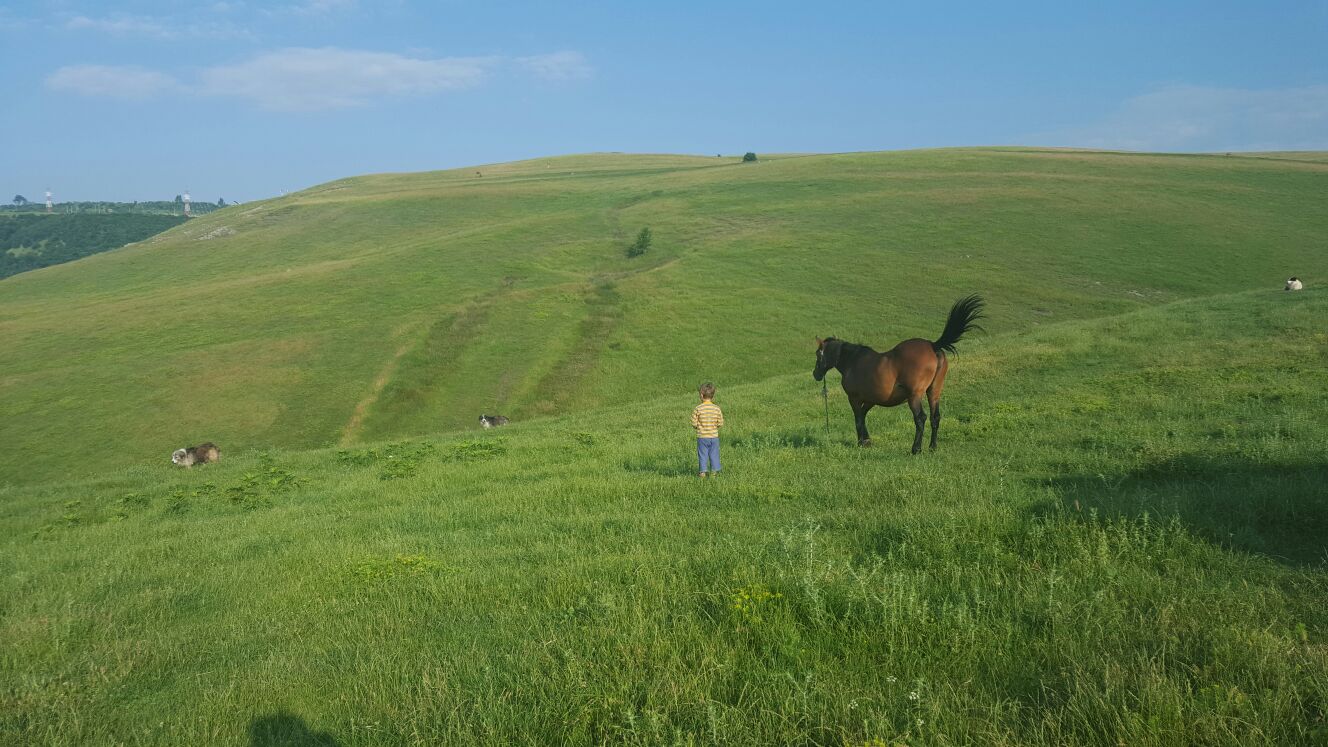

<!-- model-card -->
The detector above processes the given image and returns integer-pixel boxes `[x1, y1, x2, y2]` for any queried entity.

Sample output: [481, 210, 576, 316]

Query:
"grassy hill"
[2, 149, 1326, 485]
[2, 288, 1325, 745]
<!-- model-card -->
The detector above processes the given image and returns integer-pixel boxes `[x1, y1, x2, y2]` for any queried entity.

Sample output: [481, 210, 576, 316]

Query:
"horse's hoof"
[911, 447, 922, 455]
[858, 439, 873, 447]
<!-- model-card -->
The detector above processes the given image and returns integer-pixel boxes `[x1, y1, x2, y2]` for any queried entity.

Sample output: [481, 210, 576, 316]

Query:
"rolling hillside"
[2, 149, 1326, 485]
[2, 288, 1325, 745]
[2, 149, 1327, 744]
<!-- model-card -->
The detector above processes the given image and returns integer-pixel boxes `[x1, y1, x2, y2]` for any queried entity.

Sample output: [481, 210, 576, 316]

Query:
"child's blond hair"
[699, 382, 716, 400]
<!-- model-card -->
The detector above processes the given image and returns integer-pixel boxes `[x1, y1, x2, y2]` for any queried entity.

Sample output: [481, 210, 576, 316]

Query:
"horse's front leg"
[908, 396, 927, 455]
[852, 399, 873, 446]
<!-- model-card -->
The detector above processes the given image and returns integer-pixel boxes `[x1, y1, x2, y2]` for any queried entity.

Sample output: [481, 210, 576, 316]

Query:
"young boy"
[691, 382, 725, 477]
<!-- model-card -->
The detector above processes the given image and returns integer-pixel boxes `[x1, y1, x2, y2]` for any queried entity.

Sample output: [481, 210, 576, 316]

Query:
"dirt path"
[338, 325, 421, 445]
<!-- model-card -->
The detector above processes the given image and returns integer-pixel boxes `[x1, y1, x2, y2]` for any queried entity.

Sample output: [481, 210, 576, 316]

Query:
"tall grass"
[3, 290, 1325, 745]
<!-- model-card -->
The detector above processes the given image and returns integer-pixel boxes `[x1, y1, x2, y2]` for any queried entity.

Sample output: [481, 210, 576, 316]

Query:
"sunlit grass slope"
[2, 289, 1325, 745]
[2, 149, 1327, 485]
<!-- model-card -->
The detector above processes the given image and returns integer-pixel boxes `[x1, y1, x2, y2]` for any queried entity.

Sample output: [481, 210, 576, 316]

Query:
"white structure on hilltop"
[45, 189, 52, 214]
[183, 190, 191, 217]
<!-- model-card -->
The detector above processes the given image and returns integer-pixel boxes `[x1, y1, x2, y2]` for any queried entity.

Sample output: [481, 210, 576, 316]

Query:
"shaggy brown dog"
[172, 442, 221, 467]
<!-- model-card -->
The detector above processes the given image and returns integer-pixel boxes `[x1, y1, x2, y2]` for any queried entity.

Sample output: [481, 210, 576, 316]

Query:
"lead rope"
[821, 380, 830, 444]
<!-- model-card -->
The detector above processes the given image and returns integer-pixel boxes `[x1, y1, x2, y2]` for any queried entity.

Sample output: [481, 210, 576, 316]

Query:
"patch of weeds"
[165, 482, 218, 514]
[350, 554, 444, 583]
[165, 492, 190, 513]
[226, 460, 302, 509]
[556, 596, 597, 623]
[36, 500, 85, 537]
[112, 492, 150, 520]
[379, 442, 435, 480]
[730, 583, 784, 626]
[571, 431, 596, 447]
[335, 449, 378, 468]
[731, 430, 819, 449]
[60, 500, 82, 527]
[448, 438, 506, 462]
[338, 441, 435, 479]
[33, 502, 81, 538]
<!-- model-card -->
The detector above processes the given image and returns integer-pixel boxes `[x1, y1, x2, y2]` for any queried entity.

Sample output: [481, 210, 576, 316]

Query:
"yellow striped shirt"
[691, 401, 725, 438]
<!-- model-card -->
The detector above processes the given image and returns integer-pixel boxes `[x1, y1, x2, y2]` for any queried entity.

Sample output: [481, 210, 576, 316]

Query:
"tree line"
[5, 196, 229, 216]
[0, 213, 187, 280]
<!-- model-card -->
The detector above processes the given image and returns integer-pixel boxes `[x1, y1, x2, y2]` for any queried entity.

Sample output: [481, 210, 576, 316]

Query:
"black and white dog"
[478, 414, 510, 429]
[1285, 276, 1303, 291]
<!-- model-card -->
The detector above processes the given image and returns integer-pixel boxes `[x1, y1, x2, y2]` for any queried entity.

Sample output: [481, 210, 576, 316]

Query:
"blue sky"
[2, 1, 1325, 201]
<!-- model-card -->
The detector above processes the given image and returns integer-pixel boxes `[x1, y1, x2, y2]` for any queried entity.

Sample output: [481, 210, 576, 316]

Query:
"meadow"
[2, 149, 1327, 745]
[2, 288, 1325, 745]
[2, 149, 1327, 484]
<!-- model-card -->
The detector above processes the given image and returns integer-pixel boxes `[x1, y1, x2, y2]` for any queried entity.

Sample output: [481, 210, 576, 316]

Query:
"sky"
[2, 0, 1326, 202]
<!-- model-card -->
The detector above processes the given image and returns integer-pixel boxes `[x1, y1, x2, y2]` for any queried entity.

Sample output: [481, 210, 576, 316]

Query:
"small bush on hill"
[448, 438, 507, 461]
[626, 226, 652, 258]
[743, 152, 758, 162]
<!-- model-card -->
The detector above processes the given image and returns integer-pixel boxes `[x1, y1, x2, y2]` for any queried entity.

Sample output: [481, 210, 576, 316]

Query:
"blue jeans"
[697, 438, 721, 473]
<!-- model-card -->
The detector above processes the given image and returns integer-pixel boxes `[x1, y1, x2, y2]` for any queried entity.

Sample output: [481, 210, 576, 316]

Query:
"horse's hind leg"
[908, 396, 927, 455]
[927, 387, 941, 451]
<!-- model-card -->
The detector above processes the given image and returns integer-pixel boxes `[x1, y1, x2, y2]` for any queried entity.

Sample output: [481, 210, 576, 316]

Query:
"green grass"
[3, 149, 1327, 484]
[2, 149, 1327, 744]
[2, 287, 1326, 745]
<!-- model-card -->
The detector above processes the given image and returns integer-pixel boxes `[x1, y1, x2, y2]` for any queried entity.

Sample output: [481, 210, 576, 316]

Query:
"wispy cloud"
[65, 13, 255, 41]
[67, 15, 174, 37]
[48, 47, 592, 112]
[0, 8, 34, 30]
[45, 65, 181, 100]
[199, 48, 494, 110]
[291, 0, 357, 15]
[1042, 84, 1328, 152]
[260, 0, 358, 18]
[516, 51, 593, 82]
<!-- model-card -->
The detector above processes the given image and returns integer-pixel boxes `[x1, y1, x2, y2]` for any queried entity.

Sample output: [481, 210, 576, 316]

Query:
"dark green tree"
[626, 227, 652, 258]
[743, 152, 758, 162]
[12, 195, 27, 207]
[217, 198, 226, 208]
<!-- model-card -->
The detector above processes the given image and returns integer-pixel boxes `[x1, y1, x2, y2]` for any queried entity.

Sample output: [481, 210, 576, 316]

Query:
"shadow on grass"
[1042, 454, 1328, 567]
[249, 711, 341, 747]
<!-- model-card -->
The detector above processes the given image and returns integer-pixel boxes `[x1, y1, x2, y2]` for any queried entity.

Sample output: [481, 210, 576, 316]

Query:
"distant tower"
[183, 190, 191, 217]
[45, 189, 52, 214]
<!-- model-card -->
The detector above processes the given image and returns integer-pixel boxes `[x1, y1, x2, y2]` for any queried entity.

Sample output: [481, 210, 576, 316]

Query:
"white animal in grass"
[1285, 276, 1303, 291]
[478, 414, 510, 429]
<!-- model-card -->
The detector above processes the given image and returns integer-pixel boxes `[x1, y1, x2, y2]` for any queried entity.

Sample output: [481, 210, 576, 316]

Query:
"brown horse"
[814, 295, 985, 453]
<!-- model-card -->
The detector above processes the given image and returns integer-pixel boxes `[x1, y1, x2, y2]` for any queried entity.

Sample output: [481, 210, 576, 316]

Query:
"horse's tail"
[932, 294, 985, 356]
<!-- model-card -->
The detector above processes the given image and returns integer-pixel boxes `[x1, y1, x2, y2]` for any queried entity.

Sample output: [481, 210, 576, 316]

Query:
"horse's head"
[813, 337, 841, 381]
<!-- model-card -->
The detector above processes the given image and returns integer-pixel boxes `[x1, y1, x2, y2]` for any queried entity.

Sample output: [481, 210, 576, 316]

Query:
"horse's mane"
[824, 336, 875, 363]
